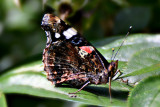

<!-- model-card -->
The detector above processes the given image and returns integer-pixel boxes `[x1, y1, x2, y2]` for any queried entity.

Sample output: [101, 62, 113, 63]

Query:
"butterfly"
[41, 14, 130, 102]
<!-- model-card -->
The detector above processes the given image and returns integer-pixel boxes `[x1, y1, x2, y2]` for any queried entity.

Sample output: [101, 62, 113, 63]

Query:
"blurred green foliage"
[0, 0, 160, 107]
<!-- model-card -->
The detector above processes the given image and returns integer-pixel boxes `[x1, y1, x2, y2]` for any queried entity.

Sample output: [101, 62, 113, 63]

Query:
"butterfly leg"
[69, 81, 90, 94]
[115, 69, 128, 84]
[120, 78, 128, 84]
[112, 69, 122, 80]
[109, 76, 112, 103]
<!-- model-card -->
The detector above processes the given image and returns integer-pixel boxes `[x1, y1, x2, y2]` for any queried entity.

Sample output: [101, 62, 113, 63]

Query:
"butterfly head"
[107, 60, 118, 78]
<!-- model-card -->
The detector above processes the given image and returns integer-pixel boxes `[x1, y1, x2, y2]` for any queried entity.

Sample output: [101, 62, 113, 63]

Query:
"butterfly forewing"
[42, 14, 112, 87]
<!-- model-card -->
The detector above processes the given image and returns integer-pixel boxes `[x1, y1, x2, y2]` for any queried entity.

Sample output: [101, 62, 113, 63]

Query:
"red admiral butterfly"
[41, 14, 131, 102]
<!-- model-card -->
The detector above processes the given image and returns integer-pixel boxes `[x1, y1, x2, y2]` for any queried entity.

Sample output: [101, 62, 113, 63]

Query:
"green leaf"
[0, 61, 129, 106]
[0, 91, 7, 107]
[96, 34, 160, 85]
[121, 47, 160, 83]
[97, 34, 160, 62]
[128, 75, 160, 107]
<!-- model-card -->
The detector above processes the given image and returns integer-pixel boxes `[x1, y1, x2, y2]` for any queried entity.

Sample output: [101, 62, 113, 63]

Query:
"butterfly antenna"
[113, 26, 132, 61]
[111, 48, 115, 61]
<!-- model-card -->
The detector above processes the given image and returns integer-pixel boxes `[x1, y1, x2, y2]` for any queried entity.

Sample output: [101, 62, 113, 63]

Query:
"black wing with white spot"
[41, 14, 112, 87]
[41, 14, 89, 47]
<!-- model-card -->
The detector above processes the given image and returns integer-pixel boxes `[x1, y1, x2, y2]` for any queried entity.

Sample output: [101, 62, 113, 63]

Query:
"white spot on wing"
[63, 27, 77, 39]
[67, 28, 77, 35]
[55, 33, 61, 38]
[79, 49, 88, 59]
[57, 19, 61, 23]
[47, 37, 50, 43]
[45, 31, 50, 36]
